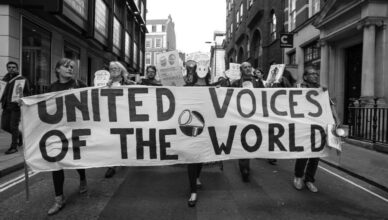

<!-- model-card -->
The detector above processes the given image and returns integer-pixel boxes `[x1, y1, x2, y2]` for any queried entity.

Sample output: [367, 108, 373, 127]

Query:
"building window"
[22, 19, 51, 95]
[113, 17, 122, 49]
[157, 25, 162, 32]
[113, 0, 123, 20]
[310, 0, 320, 17]
[140, 50, 143, 71]
[288, 52, 296, 65]
[270, 10, 277, 41]
[289, 0, 296, 31]
[64, 0, 88, 19]
[155, 38, 162, 48]
[154, 52, 161, 65]
[64, 43, 82, 81]
[240, 3, 243, 20]
[142, 2, 146, 19]
[145, 52, 151, 65]
[152, 25, 156, 32]
[125, 32, 130, 59]
[146, 39, 152, 48]
[95, 0, 108, 38]
[133, 43, 138, 66]
[162, 25, 166, 32]
[304, 41, 321, 68]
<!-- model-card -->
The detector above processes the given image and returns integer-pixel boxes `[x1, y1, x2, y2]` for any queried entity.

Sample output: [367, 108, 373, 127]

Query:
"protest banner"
[0, 80, 6, 100]
[94, 70, 110, 86]
[11, 79, 25, 102]
[21, 86, 337, 171]
[156, 51, 185, 86]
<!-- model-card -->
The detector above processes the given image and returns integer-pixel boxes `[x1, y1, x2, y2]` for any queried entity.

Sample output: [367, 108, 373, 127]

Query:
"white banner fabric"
[21, 86, 335, 171]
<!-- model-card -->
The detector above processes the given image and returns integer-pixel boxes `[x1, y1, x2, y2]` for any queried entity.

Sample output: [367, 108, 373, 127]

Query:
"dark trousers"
[294, 158, 319, 183]
[238, 159, 250, 174]
[187, 163, 202, 193]
[1, 108, 21, 148]
[52, 169, 86, 196]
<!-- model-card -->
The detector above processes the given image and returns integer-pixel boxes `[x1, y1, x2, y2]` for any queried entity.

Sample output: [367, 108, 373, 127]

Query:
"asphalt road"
[0, 159, 387, 220]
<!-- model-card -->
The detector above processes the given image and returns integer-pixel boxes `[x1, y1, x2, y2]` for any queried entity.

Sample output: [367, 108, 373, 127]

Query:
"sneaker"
[5, 147, 17, 155]
[79, 180, 88, 194]
[306, 182, 318, 193]
[47, 195, 65, 215]
[293, 177, 304, 190]
[105, 167, 116, 178]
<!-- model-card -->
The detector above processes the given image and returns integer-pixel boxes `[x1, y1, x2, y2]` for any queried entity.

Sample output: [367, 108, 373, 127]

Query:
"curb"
[320, 158, 388, 193]
[0, 161, 24, 179]
[344, 138, 388, 155]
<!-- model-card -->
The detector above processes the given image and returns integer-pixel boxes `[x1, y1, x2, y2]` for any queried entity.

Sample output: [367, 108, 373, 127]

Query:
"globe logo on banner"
[178, 110, 205, 137]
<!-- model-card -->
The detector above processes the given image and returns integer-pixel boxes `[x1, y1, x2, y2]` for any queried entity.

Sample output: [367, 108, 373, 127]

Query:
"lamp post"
[205, 41, 217, 82]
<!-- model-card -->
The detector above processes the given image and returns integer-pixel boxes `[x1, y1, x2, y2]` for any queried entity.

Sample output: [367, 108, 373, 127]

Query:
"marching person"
[265, 67, 296, 165]
[47, 58, 88, 215]
[293, 65, 340, 193]
[231, 62, 264, 182]
[184, 60, 209, 207]
[104, 61, 135, 178]
[140, 65, 162, 86]
[1, 61, 30, 154]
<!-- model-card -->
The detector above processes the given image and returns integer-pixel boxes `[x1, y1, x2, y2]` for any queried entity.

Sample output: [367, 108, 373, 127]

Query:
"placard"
[11, 79, 25, 102]
[94, 70, 110, 87]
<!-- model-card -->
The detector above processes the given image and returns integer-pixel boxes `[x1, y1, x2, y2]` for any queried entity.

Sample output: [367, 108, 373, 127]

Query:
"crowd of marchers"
[0, 58, 340, 215]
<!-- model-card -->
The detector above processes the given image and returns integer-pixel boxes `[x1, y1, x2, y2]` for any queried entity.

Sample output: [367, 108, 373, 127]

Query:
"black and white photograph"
[0, 0, 387, 219]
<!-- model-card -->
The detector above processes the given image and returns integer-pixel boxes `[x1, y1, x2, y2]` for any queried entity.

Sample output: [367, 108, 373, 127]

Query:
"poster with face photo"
[265, 64, 285, 85]
[0, 80, 7, 100]
[11, 79, 25, 102]
[156, 50, 185, 86]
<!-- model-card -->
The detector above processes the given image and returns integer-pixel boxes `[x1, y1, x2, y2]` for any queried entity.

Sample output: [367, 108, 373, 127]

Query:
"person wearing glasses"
[140, 65, 162, 86]
[293, 65, 340, 193]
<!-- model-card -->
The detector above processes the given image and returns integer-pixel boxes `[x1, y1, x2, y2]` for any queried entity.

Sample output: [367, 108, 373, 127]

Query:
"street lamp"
[205, 41, 217, 82]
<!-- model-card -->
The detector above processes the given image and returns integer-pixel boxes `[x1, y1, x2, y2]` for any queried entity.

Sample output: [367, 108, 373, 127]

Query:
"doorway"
[344, 43, 362, 123]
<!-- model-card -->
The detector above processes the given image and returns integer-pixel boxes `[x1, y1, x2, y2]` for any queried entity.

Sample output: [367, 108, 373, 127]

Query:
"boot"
[5, 147, 17, 155]
[47, 195, 65, 215]
[79, 179, 88, 194]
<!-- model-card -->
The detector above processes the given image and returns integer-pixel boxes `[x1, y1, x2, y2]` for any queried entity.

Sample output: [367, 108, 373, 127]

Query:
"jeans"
[294, 158, 319, 183]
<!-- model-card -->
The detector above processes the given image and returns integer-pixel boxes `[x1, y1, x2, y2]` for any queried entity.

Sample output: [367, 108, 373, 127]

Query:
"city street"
[1, 159, 387, 219]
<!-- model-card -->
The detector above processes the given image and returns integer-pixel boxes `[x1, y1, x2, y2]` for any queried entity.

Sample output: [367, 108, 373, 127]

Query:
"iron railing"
[348, 98, 388, 144]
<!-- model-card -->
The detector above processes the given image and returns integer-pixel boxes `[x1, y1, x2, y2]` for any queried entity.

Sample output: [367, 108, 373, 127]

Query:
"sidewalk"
[0, 131, 387, 191]
[0, 131, 24, 178]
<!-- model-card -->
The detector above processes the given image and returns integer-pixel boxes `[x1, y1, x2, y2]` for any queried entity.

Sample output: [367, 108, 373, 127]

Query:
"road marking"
[0, 171, 37, 193]
[319, 165, 388, 203]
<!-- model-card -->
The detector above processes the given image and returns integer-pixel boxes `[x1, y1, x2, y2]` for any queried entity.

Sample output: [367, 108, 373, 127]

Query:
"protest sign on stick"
[157, 51, 185, 86]
[0, 80, 7, 100]
[94, 70, 110, 87]
[11, 79, 25, 102]
[265, 64, 285, 85]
